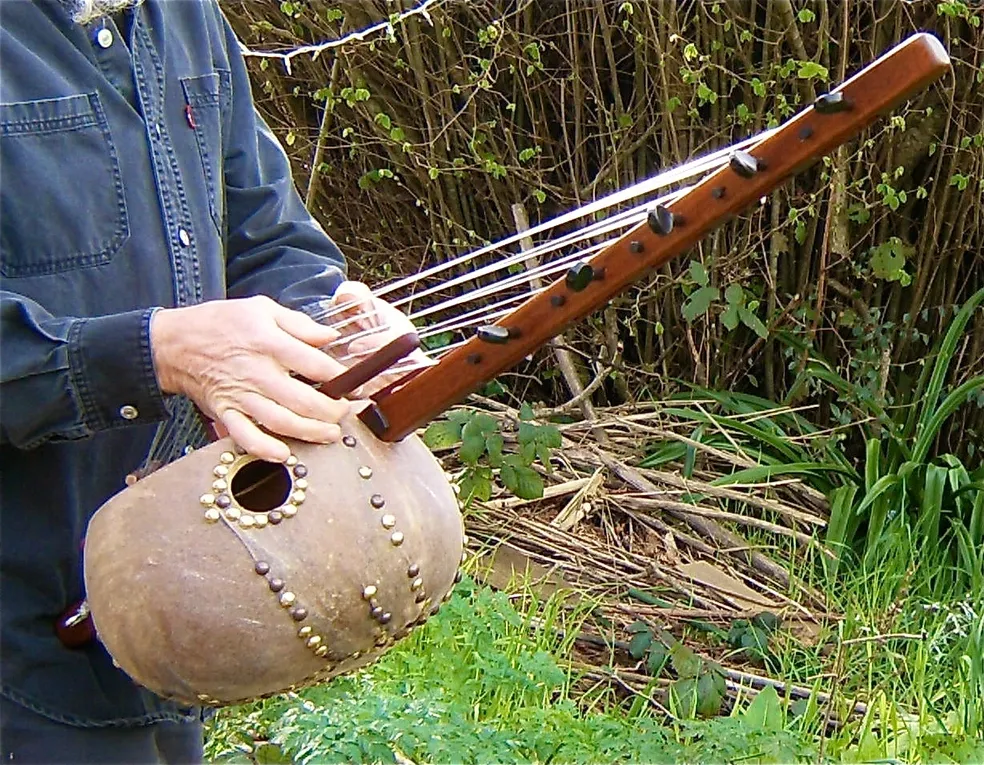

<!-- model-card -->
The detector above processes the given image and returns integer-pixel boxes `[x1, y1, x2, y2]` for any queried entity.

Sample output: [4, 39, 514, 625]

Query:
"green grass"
[205, 578, 814, 764]
[205, 289, 984, 764]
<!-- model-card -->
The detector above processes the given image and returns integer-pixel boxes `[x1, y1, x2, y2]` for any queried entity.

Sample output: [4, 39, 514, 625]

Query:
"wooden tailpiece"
[360, 33, 951, 442]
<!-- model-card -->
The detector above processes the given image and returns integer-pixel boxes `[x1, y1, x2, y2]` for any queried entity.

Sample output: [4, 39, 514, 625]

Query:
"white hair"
[69, 0, 143, 25]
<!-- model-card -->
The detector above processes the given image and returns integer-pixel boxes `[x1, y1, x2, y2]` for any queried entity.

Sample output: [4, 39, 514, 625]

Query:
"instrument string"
[143, 133, 760, 467]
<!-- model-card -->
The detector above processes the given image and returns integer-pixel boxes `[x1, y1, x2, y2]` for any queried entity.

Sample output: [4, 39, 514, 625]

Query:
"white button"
[96, 28, 113, 49]
[178, 228, 191, 247]
[120, 404, 139, 420]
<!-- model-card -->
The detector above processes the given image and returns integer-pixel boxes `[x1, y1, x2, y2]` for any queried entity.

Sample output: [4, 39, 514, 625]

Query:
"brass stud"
[381, 514, 396, 529]
[415, 590, 427, 603]
[407, 563, 420, 578]
[253, 514, 268, 528]
[224, 507, 241, 521]
[212, 478, 228, 492]
[351, 650, 362, 660]
[286, 455, 298, 467]
[255, 561, 271, 576]
[215, 494, 232, 509]
[293, 464, 308, 478]
[282, 505, 298, 518]
[204, 508, 221, 522]
[362, 585, 378, 600]
[290, 490, 306, 505]
[315, 644, 329, 657]
[411, 577, 424, 591]
[342, 435, 357, 448]
[294, 478, 309, 491]
[379, 612, 392, 625]
[200, 493, 216, 507]
[461, 550, 469, 564]
[280, 591, 296, 607]
[429, 604, 441, 616]
[268, 510, 284, 525]
[220, 451, 236, 464]
[370, 494, 385, 509]
[370, 605, 384, 619]
[213, 465, 229, 478]
[298, 625, 313, 638]
[239, 514, 256, 529]
[375, 634, 389, 647]
[291, 607, 308, 622]
[390, 531, 405, 546]
[358, 466, 373, 480]
[306, 635, 322, 648]
[269, 578, 285, 593]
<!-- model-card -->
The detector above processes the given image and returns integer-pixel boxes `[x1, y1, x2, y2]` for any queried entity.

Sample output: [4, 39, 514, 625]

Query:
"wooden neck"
[358, 33, 950, 443]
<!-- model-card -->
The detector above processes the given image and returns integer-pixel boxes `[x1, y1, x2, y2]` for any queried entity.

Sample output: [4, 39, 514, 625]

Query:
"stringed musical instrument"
[78, 33, 951, 707]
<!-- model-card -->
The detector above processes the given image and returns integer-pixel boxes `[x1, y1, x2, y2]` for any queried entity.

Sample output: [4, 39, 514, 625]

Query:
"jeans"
[0, 697, 204, 764]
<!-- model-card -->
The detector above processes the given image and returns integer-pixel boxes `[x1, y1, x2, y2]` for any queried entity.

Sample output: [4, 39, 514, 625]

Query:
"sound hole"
[231, 461, 292, 512]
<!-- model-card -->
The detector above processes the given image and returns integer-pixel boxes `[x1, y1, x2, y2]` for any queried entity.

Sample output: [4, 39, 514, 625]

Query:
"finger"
[332, 281, 380, 329]
[269, 336, 352, 383]
[239, 392, 346, 445]
[261, 371, 352, 422]
[273, 305, 342, 348]
[220, 408, 292, 463]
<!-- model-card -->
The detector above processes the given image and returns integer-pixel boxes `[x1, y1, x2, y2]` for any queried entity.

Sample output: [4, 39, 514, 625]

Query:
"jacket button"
[96, 28, 113, 49]
[119, 405, 139, 420]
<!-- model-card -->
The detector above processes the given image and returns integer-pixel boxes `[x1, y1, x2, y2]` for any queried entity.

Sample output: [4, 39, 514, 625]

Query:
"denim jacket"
[0, 0, 346, 726]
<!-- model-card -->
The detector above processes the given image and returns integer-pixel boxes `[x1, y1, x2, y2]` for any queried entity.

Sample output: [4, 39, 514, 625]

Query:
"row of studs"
[251, 559, 329, 659]
[200, 452, 309, 528]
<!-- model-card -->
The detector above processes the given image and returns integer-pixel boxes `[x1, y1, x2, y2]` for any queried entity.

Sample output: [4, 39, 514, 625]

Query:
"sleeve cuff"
[68, 308, 170, 432]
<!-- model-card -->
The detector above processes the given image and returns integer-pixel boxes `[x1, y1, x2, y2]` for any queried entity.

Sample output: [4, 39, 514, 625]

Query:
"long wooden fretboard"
[353, 33, 950, 443]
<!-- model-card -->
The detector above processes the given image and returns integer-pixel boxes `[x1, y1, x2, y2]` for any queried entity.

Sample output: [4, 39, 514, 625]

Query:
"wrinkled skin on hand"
[150, 295, 352, 462]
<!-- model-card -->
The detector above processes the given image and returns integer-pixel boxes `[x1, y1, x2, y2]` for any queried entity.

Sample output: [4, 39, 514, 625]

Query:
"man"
[0, 0, 410, 760]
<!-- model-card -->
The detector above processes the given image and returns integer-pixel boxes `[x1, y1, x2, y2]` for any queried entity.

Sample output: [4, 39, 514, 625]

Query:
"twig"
[237, 0, 445, 74]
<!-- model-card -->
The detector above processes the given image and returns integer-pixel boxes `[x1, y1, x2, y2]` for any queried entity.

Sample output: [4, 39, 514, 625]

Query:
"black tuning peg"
[814, 92, 852, 114]
[647, 205, 674, 236]
[729, 151, 759, 178]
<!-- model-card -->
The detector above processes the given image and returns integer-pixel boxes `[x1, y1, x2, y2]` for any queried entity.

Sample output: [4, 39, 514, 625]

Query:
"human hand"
[323, 281, 433, 396]
[150, 296, 351, 462]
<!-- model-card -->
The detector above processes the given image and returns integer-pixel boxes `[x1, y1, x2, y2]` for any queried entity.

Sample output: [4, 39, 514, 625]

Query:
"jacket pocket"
[180, 70, 230, 236]
[0, 93, 129, 278]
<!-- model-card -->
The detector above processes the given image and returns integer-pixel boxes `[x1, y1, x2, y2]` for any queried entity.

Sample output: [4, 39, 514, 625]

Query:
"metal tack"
[342, 435, 357, 448]
[407, 563, 420, 578]
[370, 494, 385, 509]
[362, 585, 378, 600]
[358, 466, 373, 480]
[254, 561, 271, 576]
[390, 531, 405, 546]
[381, 514, 396, 529]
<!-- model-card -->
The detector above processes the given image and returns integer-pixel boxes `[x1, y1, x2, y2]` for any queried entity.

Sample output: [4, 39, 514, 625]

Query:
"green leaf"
[797, 8, 816, 22]
[646, 642, 669, 675]
[688, 260, 709, 286]
[485, 433, 504, 467]
[742, 684, 784, 730]
[422, 420, 463, 450]
[459, 467, 492, 502]
[721, 284, 743, 330]
[670, 644, 702, 679]
[682, 286, 719, 322]
[739, 306, 769, 339]
[695, 669, 727, 717]
[797, 61, 828, 80]
[500, 463, 543, 500]
[460, 431, 486, 464]
[519, 402, 535, 421]
[751, 612, 780, 633]
[628, 630, 653, 659]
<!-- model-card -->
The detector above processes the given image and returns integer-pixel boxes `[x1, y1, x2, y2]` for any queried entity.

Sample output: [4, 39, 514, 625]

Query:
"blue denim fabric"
[0, 0, 346, 726]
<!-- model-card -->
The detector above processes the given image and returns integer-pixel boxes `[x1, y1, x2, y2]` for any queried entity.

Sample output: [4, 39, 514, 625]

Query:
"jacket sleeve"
[218, 9, 347, 314]
[0, 292, 170, 449]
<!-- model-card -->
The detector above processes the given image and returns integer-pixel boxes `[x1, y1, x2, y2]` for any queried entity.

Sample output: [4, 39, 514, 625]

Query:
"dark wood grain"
[362, 33, 951, 442]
